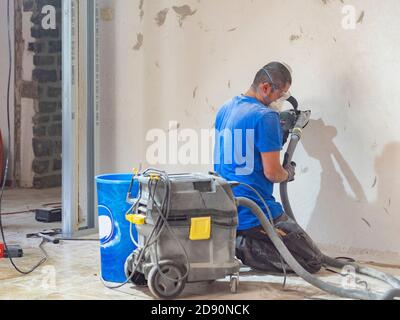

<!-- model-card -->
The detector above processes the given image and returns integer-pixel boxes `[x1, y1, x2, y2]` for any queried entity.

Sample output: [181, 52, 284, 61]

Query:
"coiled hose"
[236, 197, 400, 300]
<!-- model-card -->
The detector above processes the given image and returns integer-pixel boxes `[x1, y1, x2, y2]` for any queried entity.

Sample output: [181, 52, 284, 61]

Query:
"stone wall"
[22, 0, 62, 188]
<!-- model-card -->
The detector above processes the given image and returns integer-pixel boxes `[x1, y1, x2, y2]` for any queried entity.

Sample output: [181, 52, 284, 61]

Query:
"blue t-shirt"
[214, 95, 284, 231]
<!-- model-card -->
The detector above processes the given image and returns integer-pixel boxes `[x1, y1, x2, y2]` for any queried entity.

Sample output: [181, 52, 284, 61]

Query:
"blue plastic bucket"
[95, 173, 139, 283]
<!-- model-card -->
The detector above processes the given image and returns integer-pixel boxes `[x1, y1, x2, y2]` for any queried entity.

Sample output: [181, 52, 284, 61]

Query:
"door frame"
[62, 0, 99, 237]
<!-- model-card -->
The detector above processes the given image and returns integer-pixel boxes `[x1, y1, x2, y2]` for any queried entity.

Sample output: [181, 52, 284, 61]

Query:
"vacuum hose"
[262, 106, 400, 299]
[236, 197, 399, 300]
[280, 111, 311, 222]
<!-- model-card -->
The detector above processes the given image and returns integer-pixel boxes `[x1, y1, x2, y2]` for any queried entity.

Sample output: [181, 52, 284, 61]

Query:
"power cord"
[101, 182, 161, 289]
[323, 266, 369, 291]
[0, 0, 48, 274]
[149, 176, 191, 283]
[119, 170, 191, 288]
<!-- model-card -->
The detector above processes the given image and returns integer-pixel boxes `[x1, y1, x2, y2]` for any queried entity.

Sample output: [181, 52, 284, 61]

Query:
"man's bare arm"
[261, 152, 289, 183]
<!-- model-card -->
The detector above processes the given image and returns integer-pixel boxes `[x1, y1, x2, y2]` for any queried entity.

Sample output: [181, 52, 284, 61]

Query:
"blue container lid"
[95, 173, 133, 185]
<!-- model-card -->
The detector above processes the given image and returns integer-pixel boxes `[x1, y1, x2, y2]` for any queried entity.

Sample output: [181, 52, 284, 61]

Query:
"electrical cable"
[57, 238, 99, 242]
[129, 221, 141, 248]
[125, 189, 142, 248]
[149, 176, 191, 283]
[334, 257, 356, 264]
[134, 171, 169, 248]
[323, 267, 370, 291]
[131, 170, 191, 284]
[100, 224, 155, 289]
[102, 171, 183, 290]
[101, 180, 161, 289]
[143, 169, 177, 249]
[127, 187, 142, 248]
[0, 0, 48, 275]
[280, 257, 288, 290]
[129, 171, 190, 284]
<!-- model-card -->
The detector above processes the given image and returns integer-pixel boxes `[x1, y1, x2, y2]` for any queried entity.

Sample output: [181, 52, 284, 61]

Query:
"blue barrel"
[95, 173, 139, 283]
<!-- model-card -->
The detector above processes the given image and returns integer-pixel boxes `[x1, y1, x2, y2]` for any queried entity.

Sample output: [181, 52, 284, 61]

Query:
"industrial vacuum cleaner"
[123, 97, 400, 300]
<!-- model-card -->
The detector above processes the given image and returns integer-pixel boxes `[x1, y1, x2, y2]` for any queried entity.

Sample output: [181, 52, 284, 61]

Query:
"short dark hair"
[252, 62, 292, 89]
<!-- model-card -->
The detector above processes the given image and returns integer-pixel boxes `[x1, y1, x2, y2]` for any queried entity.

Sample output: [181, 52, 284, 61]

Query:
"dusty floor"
[0, 188, 399, 300]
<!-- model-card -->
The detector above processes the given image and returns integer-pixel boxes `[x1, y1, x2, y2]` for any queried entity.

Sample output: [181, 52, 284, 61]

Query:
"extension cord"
[0, 0, 46, 274]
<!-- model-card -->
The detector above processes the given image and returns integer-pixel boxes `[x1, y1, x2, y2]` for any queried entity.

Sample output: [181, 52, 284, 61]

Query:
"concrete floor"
[1, 188, 400, 300]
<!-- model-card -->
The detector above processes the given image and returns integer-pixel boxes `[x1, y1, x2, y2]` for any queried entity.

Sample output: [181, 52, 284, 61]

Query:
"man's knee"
[274, 219, 324, 274]
[235, 234, 283, 272]
[236, 219, 324, 274]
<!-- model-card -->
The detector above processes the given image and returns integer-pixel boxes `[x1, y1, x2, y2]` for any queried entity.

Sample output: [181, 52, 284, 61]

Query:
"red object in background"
[0, 243, 5, 258]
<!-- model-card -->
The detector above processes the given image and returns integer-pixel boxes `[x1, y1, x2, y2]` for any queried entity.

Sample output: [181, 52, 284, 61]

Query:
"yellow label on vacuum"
[126, 214, 146, 225]
[189, 217, 211, 241]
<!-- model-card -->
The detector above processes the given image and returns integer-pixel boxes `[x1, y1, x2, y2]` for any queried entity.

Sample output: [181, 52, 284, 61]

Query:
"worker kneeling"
[214, 62, 323, 274]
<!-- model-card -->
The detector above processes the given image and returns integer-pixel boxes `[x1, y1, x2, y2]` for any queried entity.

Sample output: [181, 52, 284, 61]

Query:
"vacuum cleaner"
[124, 170, 241, 299]
[123, 97, 400, 300]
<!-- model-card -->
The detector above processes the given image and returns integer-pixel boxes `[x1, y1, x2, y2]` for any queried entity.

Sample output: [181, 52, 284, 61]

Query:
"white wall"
[98, 0, 400, 254]
[0, 0, 14, 182]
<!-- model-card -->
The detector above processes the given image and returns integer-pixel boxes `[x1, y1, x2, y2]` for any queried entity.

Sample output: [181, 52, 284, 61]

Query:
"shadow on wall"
[301, 119, 400, 250]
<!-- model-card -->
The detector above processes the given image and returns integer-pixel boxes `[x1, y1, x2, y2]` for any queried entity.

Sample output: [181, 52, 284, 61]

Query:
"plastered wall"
[97, 0, 400, 254]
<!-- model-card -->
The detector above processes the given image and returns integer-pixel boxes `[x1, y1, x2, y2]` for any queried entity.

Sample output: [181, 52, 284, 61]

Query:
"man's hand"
[284, 161, 296, 182]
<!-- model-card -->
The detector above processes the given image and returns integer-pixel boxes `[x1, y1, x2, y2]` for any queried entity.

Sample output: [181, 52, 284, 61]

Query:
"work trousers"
[236, 213, 324, 274]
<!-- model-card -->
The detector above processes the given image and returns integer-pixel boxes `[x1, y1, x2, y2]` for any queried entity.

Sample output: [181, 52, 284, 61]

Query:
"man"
[214, 62, 323, 274]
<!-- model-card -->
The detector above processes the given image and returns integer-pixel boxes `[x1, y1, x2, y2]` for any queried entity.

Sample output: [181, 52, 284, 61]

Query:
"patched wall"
[97, 0, 400, 254]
